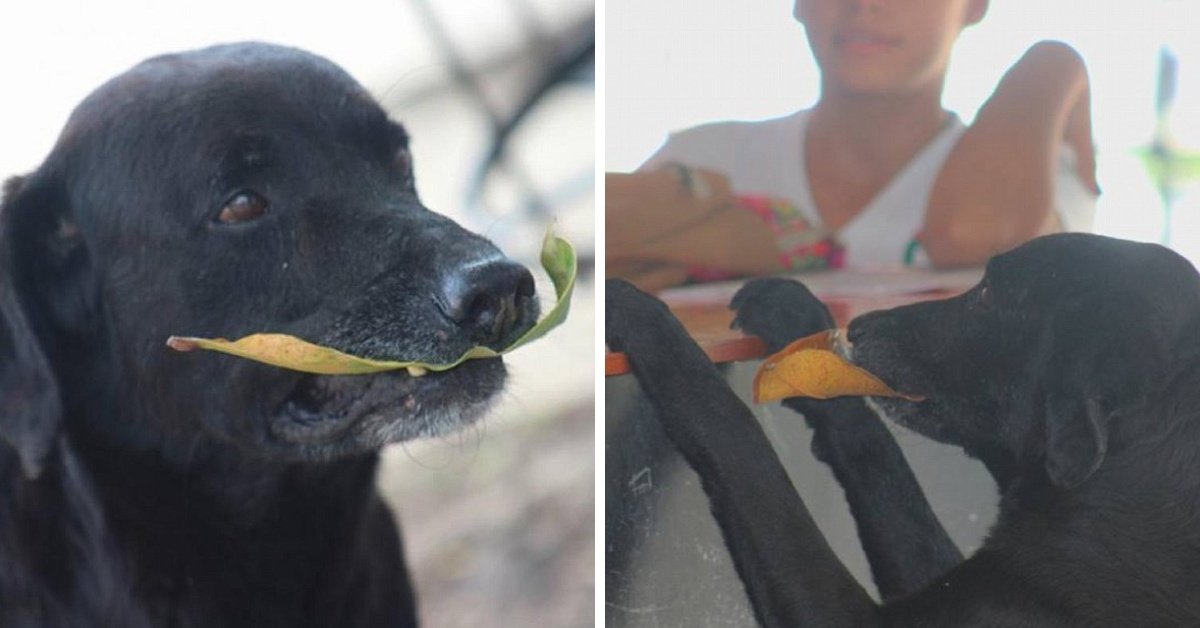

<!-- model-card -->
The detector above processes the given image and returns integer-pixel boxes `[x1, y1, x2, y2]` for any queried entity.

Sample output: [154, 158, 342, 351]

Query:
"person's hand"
[605, 168, 732, 262]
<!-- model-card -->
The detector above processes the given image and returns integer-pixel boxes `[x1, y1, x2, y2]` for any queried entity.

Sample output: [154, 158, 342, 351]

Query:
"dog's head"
[0, 43, 539, 476]
[849, 234, 1200, 489]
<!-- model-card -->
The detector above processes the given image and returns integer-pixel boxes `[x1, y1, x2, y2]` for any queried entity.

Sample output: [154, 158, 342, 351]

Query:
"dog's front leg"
[607, 280, 881, 628]
[785, 397, 962, 600]
[732, 278, 962, 600]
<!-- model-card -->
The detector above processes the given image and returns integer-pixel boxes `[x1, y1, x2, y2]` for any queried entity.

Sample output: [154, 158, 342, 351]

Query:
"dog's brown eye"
[217, 191, 268, 224]
[978, 285, 993, 308]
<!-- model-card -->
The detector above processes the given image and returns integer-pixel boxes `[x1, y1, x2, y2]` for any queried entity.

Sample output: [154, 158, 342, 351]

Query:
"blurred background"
[1, 1, 595, 626]
[608, 0, 1200, 263]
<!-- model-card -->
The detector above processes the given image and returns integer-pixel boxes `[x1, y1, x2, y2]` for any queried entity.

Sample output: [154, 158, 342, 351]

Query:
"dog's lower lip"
[266, 357, 507, 448]
[270, 371, 420, 440]
[267, 360, 470, 435]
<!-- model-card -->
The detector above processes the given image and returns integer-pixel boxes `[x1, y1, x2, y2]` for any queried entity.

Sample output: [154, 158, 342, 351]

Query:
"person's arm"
[921, 41, 1097, 267]
[606, 260, 691, 294]
[605, 170, 783, 282]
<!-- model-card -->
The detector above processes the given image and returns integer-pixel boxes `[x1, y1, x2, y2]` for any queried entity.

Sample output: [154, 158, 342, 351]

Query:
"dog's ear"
[1031, 300, 1173, 489]
[0, 174, 76, 479]
[1042, 392, 1109, 489]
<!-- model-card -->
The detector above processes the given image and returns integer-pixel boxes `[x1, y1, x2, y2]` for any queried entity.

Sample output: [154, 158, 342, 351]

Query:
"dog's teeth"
[406, 366, 428, 377]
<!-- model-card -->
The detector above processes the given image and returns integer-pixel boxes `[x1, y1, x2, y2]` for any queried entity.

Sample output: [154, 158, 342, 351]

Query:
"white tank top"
[641, 109, 1096, 268]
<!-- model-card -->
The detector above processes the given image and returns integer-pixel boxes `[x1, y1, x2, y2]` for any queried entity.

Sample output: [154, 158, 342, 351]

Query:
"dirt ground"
[378, 398, 595, 627]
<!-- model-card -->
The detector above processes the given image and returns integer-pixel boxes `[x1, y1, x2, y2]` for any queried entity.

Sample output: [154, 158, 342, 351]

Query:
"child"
[607, 0, 1097, 291]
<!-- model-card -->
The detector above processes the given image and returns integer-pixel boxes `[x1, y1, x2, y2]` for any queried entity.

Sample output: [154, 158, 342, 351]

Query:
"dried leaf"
[167, 225, 576, 374]
[753, 330, 923, 404]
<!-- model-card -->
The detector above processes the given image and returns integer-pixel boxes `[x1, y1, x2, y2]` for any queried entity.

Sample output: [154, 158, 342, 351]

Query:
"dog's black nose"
[436, 259, 536, 345]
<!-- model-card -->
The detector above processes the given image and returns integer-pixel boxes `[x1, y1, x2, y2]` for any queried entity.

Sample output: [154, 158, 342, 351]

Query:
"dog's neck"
[964, 443, 1019, 490]
[12, 428, 392, 623]
[55, 418, 385, 600]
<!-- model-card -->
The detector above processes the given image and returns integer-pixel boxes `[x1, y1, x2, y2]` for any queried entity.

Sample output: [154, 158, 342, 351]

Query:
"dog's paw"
[730, 278, 835, 352]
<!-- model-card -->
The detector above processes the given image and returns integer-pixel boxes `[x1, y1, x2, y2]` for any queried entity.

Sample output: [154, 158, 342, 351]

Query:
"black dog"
[0, 43, 538, 627]
[606, 233, 1200, 627]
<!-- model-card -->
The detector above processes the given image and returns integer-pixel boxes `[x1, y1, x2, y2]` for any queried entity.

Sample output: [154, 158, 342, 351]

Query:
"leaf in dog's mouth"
[753, 330, 924, 404]
[166, 226, 576, 375]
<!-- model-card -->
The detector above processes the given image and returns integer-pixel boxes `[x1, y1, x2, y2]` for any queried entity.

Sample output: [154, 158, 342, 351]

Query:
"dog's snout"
[436, 259, 536, 345]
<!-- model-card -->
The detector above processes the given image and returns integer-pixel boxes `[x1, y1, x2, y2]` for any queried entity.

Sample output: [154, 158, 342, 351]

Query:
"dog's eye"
[217, 191, 269, 225]
[977, 284, 993, 309]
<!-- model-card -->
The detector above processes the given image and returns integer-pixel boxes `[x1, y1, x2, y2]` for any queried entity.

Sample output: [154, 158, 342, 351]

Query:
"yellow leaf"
[752, 330, 923, 404]
[165, 334, 427, 375]
[166, 225, 576, 375]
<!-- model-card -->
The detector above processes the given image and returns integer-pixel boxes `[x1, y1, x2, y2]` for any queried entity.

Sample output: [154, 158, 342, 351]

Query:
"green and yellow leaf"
[167, 225, 577, 375]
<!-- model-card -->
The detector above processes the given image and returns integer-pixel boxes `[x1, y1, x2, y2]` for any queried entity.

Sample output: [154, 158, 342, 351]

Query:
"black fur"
[0, 42, 537, 626]
[606, 233, 1200, 627]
